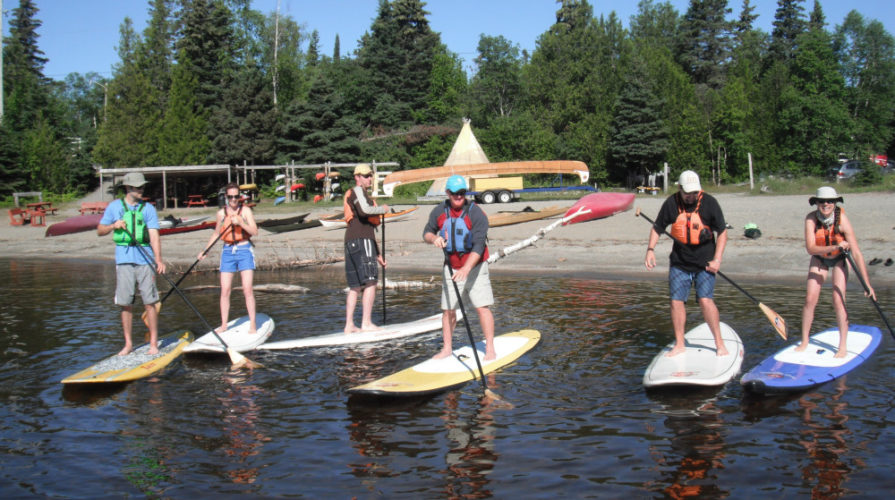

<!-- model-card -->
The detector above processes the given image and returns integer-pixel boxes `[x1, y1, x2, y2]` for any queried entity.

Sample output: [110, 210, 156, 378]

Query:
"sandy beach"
[5, 191, 894, 287]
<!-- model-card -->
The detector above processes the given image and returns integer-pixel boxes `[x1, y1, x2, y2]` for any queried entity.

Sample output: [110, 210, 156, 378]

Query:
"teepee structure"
[424, 118, 490, 197]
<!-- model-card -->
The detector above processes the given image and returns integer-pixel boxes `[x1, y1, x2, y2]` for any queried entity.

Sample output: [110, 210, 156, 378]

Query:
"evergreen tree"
[138, 0, 175, 103]
[209, 68, 278, 165]
[676, 0, 732, 89]
[425, 46, 467, 123]
[629, 0, 680, 48]
[769, 0, 807, 63]
[2, 0, 50, 131]
[177, 0, 236, 113]
[609, 56, 670, 182]
[157, 61, 211, 165]
[279, 73, 360, 163]
[333, 34, 341, 63]
[468, 35, 524, 127]
[307, 30, 320, 66]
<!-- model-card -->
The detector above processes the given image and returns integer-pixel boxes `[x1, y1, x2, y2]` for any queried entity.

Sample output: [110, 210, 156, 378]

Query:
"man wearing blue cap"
[423, 175, 496, 360]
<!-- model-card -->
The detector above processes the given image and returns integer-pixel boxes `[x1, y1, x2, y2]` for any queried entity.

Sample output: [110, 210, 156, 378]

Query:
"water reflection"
[120, 380, 174, 496]
[647, 389, 730, 499]
[218, 372, 267, 485]
[796, 378, 853, 499]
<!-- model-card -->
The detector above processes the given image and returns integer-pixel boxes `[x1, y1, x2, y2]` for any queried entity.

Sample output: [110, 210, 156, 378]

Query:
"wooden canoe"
[488, 206, 568, 228]
[381, 160, 590, 196]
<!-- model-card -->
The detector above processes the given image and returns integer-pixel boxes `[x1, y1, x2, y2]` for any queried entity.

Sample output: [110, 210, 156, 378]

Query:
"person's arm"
[645, 228, 661, 270]
[840, 213, 875, 299]
[237, 206, 258, 237]
[423, 206, 446, 248]
[149, 228, 165, 274]
[803, 214, 837, 257]
[97, 204, 123, 236]
[353, 186, 388, 216]
[707, 228, 727, 273]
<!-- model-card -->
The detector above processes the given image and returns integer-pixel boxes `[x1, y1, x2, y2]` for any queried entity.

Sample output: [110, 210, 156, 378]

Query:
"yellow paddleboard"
[348, 329, 540, 396]
[61, 330, 193, 384]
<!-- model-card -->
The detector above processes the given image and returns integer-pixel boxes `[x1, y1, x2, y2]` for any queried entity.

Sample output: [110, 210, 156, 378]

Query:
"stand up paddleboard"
[61, 330, 193, 384]
[741, 324, 882, 394]
[183, 313, 275, 353]
[643, 322, 744, 388]
[257, 312, 458, 350]
[348, 329, 540, 397]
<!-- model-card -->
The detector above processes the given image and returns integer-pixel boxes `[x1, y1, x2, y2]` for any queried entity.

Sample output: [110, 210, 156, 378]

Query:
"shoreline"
[5, 191, 894, 288]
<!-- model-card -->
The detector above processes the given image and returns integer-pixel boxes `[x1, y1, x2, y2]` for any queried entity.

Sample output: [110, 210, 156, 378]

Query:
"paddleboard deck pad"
[257, 312, 457, 350]
[741, 324, 882, 394]
[348, 329, 540, 397]
[643, 322, 744, 387]
[183, 313, 275, 353]
[61, 330, 193, 384]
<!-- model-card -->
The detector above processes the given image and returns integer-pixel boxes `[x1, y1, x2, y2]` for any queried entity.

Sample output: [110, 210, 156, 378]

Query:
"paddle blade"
[228, 348, 262, 370]
[562, 193, 635, 225]
[759, 302, 787, 340]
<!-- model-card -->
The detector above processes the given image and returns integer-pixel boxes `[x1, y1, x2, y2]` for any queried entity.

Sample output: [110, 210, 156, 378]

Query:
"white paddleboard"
[183, 313, 275, 353]
[348, 329, 541, 396]
[643, 322, 744, 387]
[256, 312, 458, 350]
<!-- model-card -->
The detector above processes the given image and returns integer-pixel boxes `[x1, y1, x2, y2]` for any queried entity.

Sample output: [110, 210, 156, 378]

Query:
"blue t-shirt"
[100, 199, 160, 265]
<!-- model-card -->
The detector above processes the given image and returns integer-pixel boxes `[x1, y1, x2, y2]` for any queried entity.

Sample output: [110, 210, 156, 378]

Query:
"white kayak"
[643, 322, 745, 387]
[183, 313, 275, 353]
[256, 312, 457, 350]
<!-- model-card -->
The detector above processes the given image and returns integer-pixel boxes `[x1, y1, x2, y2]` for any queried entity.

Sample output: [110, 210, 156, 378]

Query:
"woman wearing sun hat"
[796, 186, 876, 358]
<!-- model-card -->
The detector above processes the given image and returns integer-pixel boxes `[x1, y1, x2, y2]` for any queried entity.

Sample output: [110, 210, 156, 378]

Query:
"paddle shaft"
[123, 227, 232, 350]
[844, 251, 895, 339]
[381, 216, 387, 323]
[445, 261, 488, 391]
[158, 229, 224, 305]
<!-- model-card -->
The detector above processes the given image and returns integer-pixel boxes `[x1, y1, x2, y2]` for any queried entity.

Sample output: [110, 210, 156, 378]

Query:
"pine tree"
[157, 61, 210, 165]
[209, 69, 278, 165]
[279, 74, 360, 163]
[676, 0, 732, 89]
[769, 0, 807, 63]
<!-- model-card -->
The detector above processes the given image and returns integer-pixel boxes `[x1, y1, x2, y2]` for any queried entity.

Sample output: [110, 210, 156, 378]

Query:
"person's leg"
[240, 269, 257, 333]
[434, 308, 457, 359]
[797, 259, 827, 351]
[698, 297, 728, 356]
[143, 303, 159, 354]
[218, 271, 235, 333]
[666, 267, 691, 357]
[695, 270, 727, 356]
[119, 305, 134, 355]
[830, 261, 849, 358]
[477, 306, 496, 360]
[360, 283, 380, 330]
[344, 287, 360, 333]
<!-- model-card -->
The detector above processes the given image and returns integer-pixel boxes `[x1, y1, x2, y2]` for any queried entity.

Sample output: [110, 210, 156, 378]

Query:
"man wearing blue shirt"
[97, 173, 166, 355]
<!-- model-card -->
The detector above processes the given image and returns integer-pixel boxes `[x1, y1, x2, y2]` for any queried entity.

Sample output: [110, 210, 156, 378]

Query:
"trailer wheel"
[480, 191, 496, 204]
[497, 190, 513, 203]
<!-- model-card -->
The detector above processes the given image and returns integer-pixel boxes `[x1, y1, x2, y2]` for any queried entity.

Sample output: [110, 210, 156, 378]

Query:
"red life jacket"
[221, 205, 250, 244]
[815, 207, 845, 258]
[670, 192, 713, 246]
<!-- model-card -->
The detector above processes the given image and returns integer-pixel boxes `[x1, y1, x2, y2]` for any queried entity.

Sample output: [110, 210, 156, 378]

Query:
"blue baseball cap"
[445, 175, 468, 193]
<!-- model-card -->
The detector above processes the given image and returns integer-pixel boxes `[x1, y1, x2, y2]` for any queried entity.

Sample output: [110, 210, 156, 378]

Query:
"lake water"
[1, 257, 893, 498]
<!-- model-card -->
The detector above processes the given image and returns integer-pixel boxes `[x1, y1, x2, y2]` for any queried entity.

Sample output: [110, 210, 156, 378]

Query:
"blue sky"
[3, 0, 895, 80]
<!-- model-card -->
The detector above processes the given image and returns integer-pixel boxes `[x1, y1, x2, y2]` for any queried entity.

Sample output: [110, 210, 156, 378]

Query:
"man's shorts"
[220, 242, 255, 273]
[345, 238, 378, 289]
[669, 266, 715, 302]
[115, 264, 159, 306]
[441, 261, 494, 310]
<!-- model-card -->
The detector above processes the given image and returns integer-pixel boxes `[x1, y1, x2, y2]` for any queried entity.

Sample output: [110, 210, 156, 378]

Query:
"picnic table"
[26, 201, 57, 215]
[186, 195, 208, 207]
[79, 201, 109, 215]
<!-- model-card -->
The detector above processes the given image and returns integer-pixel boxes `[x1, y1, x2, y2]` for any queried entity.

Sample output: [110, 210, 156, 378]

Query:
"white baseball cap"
[676, 170, 701, 193]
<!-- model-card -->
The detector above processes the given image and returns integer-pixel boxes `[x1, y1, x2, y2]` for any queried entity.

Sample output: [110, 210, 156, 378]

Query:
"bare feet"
[360, 323, 382, 332]
[433, 347, 453, 359]
[344, 325, 361, 334]
[215, 326, 228, 334]
[665, 345, 686, 357]
[484, 350, 497, 361]
[716, 346, 730, 357]
[147, 346, 159, 355]
[117, 346, 133, 356]
[794, 343, 808, 352]
[834, 349, 848, 359]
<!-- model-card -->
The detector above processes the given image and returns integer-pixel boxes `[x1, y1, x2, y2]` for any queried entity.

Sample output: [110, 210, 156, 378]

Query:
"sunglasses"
[817, 200, 836, 205]
[360, 174, 373, 179]
[226, 194, 241, 200]
[448, 190, 467, 196]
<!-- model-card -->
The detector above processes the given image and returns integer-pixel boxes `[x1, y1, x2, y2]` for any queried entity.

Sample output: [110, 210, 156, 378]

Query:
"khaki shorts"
[115, 264, 159, 306]
[441, 261, 494, 310]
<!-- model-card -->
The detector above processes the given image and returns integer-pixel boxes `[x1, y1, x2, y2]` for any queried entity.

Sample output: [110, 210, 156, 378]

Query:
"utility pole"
[93, 80, 108, 125]
[272, 0, 280, 108]
[1, 0, 5, 125]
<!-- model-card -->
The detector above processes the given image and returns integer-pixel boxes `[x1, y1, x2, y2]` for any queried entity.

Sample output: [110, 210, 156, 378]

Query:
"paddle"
[381, 214, 387, 323]
[122, 227, 260, 370]
[142, 228, 224, 328]
[635, 207, 788, 340]
[844, 250, 895, 340]
[444, 261, 504, 403]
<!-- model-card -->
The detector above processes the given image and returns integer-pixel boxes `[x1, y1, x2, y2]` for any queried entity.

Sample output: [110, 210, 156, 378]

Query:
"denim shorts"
[220, 243, 255, 273]
[669, 266, 715, 302]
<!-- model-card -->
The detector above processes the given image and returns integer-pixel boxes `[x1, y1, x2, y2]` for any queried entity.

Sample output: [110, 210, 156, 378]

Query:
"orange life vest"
[221, 205, 250, 244]
[670, 192, 713, 246]
[814, 207, 844, 258]
[343, 190, 381, 226]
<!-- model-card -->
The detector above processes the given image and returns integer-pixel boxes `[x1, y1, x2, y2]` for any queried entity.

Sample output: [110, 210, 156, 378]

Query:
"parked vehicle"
[828, 159, 892, 182]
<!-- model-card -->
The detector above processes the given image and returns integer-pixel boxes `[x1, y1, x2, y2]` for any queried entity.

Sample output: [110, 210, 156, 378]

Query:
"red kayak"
[160, 221, 216, 235]
[45, 214, 103, 237]
[562, 192, 635, 225]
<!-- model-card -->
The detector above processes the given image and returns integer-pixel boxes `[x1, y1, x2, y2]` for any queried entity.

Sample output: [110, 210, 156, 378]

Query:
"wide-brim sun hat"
[676, 170, 701, 192]
[808, 186, 844, 205]
[121, 172, 148, 187]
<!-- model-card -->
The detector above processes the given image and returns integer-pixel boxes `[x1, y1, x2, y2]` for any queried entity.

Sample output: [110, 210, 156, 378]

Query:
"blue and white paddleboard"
[741, 324, 882, 394]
